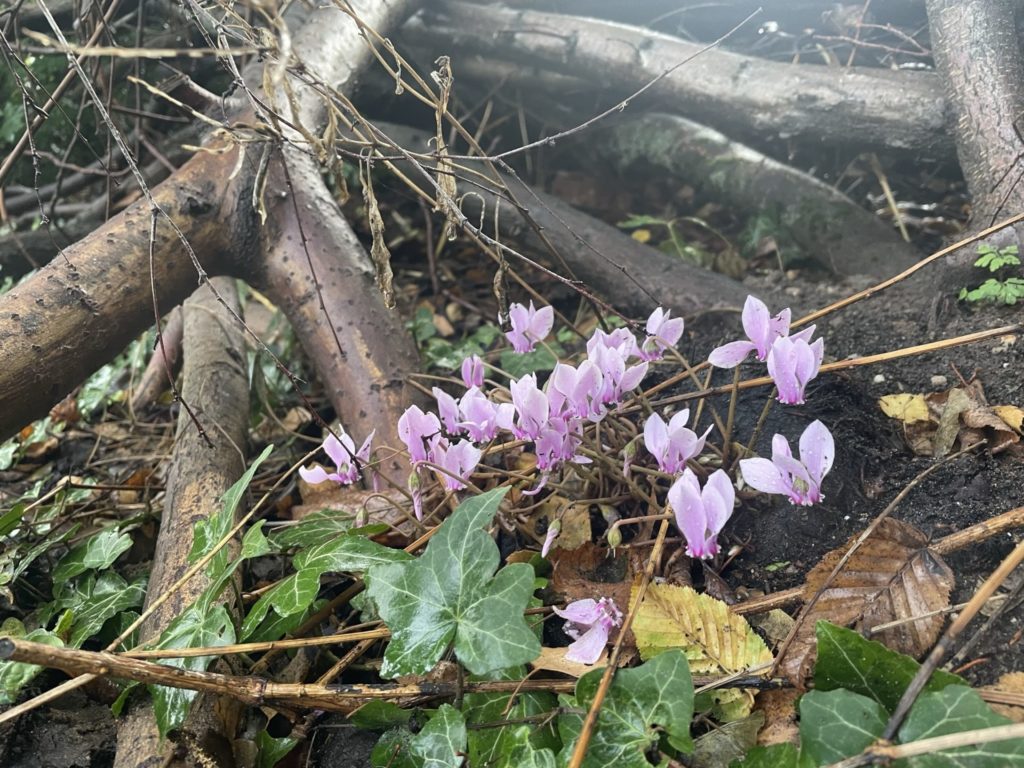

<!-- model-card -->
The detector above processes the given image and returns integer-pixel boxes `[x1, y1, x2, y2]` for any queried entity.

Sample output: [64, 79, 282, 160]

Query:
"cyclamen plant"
[299, 297, 835, 664]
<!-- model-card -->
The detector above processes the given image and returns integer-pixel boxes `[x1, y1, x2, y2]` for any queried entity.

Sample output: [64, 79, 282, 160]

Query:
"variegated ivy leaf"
[52, 527, 132, 583]
[370, 704, 467, 768]
[558, 650, 694, 767]
[52, 570, 147, 647]
[366, 487, 540, 678]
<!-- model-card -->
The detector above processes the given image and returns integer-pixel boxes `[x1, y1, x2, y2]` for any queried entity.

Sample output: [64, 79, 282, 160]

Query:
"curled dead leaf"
[777, 517, 953, 686]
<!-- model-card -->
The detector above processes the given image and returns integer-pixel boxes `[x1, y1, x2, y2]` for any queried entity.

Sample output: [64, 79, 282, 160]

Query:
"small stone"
[872, 374, 886, 384]
[930, 375, 948, 388]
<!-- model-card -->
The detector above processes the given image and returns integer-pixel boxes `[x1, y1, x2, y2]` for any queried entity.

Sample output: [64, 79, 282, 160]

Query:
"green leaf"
[0, 440, 18, 472]
[349, 701, 414, 731]
[814, 622, 963, 713]
[0, 627, 64, 704]
[618, 214, 667, 228]
[371, 704, 467, 768]
[463, 666, 559, 764]
[499, 347, 559, 379]
[294, 535, 411, 574]
[366, 488, 540, 678]
[151, 604, 235, 737]
[257, 731, 298, 768]
[799, 689, 887, 765]
[898, 685, 1024, 766]
[246, 599, 325, 645]
[269, 509, 358, 549]
[54, 571, 147, 647]
[558, 650, 695, 767]
[52, 528, 132, 582]
[189, 444, 273, 576]
[730, 743, 800, 768]
[240, 569, 322, 640]
[495, 727, 557, 768]
[240, 522, 272, 560]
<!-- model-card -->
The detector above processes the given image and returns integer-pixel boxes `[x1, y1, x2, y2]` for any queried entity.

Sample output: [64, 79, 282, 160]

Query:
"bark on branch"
[413, 1, 950, 154]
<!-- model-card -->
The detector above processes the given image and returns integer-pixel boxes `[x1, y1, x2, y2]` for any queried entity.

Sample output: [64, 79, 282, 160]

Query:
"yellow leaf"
[631, 229, 652, 243]
[879, 394, 930, 424]
[632, 583, 773, 721]
[994, 405, 1024, 433]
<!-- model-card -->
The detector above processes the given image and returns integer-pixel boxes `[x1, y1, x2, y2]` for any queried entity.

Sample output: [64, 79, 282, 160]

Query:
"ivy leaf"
[558, 649, 694, 766]
[52, 528, 132, 582]
[0, 625, 63, 704]
[463, 666, 559, 764]
[898, 685, 1024, 766]
[366, 488, 540, 678]
[269, 509, 358, 549]
[240, 570, 322, 640]
[500, 347, 559, 379]
[730, 743, 801, 767]
[814, 622, 963, 713]
[151, 604, 235, 737]
[495, 727, 557, 768]
[799, 689, 887, 765]
[294, 535, 410, 574]
[54, 571, 147, 647]
[349, 701, 414, 732]
[257, 730, 298, 768]
[371, 704, 467, 768]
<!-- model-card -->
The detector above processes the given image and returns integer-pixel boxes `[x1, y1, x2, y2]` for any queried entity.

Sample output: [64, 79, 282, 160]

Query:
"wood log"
[413, 1, 951, 155]
[925, 0, 1024, 282]
[113, 278, 249, 768]
[369, 122, 750, 314]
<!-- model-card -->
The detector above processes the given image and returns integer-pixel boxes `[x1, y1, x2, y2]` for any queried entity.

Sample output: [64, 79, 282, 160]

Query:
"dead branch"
[114, 277, 249, 767]
[411, 1, 951, 155]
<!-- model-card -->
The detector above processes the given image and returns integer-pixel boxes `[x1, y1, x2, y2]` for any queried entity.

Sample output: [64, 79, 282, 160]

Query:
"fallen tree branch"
[114, 277, 250, 767]
[412, 1, 951, 155]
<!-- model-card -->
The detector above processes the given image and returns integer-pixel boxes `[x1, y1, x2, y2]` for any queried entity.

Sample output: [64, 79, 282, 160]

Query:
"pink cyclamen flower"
[461, 355, 485, 389]
[589, 343, 648, 406]
[668, 468, 735, 560]
[428, 437, 482, 491]
[586, 328, 639, 360]
[640, 307, 685, 361]
[643, 410, 712, 475]
[553, 597, 623, 665]
[433, 387, 463, 435]
[740, 420, 834, 505]
[505, 301, 554, 354]
[510, 374, 549, 440]
[397, 405, 441, 464]
[458, 387, 515, 443]
[547, 361, 605, 422]
[708, 295, 815, 368]
[299, 428, 375, 486]
[766, 335, 824, 405]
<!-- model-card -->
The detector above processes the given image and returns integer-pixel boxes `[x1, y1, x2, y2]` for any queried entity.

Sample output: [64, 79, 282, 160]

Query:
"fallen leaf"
[995, 405, 1024, 432]
[753, 689, 801, 747]
[879, 394, 930, 424]
[529, 645, 610, 677]
[549, 542, 638, 646]
[985, 672, 1024, 723]
[632, 583, 773, 721]
[777, 518, 954, 686]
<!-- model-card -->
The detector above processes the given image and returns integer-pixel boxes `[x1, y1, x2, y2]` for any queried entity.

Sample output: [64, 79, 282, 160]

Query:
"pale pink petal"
[299, 465, 331, 485]
[618, 361, 648, 393]
[702, 469, 735, 535]
[553, 599, 602, 624]
[565, 624, 610, 665]
[790, 324, 816, 344]
[708, 340, 756, 368]
[530, 305, 554, 342]
[323, 433, 351, 469]
[667, 408, 690, 433]
[356, 430, 376, 463]
[799, 420, 835, 486]
[646, 307, 666, 336]
[739, 458, 789, 495]
[771, 433, 793, 461]
[741, 296, 772, 357]
[643, 413, 669, 462]
[767, 338, 801, 404]
[433, 387, 462, 434]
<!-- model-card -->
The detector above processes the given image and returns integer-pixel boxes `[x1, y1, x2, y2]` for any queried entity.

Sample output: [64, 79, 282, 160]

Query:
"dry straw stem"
[827, 722, 1024, 767]
[567, 518, 672, 768]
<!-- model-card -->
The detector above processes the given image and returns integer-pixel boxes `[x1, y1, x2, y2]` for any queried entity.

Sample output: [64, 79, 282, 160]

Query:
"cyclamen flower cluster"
[709, 295, 823, 404]
[390, 304, 685, 517]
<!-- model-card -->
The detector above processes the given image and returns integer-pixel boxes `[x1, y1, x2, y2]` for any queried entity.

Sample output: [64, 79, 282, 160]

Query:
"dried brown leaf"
[778, 518, 953, 685]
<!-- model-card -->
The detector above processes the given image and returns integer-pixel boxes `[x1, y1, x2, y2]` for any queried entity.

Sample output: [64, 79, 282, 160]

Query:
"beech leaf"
[366, 488, 539, 678]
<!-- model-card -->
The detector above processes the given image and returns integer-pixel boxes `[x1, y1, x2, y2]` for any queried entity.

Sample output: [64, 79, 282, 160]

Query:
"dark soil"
[0, 687, 114, 768]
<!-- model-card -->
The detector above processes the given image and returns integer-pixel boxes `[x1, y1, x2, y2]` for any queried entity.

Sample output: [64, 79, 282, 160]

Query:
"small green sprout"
[959, 244, 1024, 305]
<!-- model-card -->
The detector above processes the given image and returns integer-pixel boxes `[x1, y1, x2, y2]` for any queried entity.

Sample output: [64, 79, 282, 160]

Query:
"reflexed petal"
[708, 340, 756, 368]
[742, 295, 771, 356]
[643, 413, 669, 461]
[702, 469, 735, 535]
[553, 598, 602, 624]
[529, 304, 555, 342]
[767, 337, 801, 404]
[646, 307, 666, 336]
[565, 624, 610, 665]
[739, 458, 789, 495]
[356, 430, 376, 463]
[323, 433, 350, 469]
[666, 408, 690, 433]
[799, 419, 835, 485]
[771, 433, 793, 461]
[768, 308, 792, 346]
[298, 465, 330, 485]
[619, 361, 649, 393]
[658, 316, 685, 347]
[792, 341, 820, 389]
[670, 470, 707, 556]
[461, 355, 485, 389]
[433, 387, 462, 434]
[790, 324, 816, 344]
